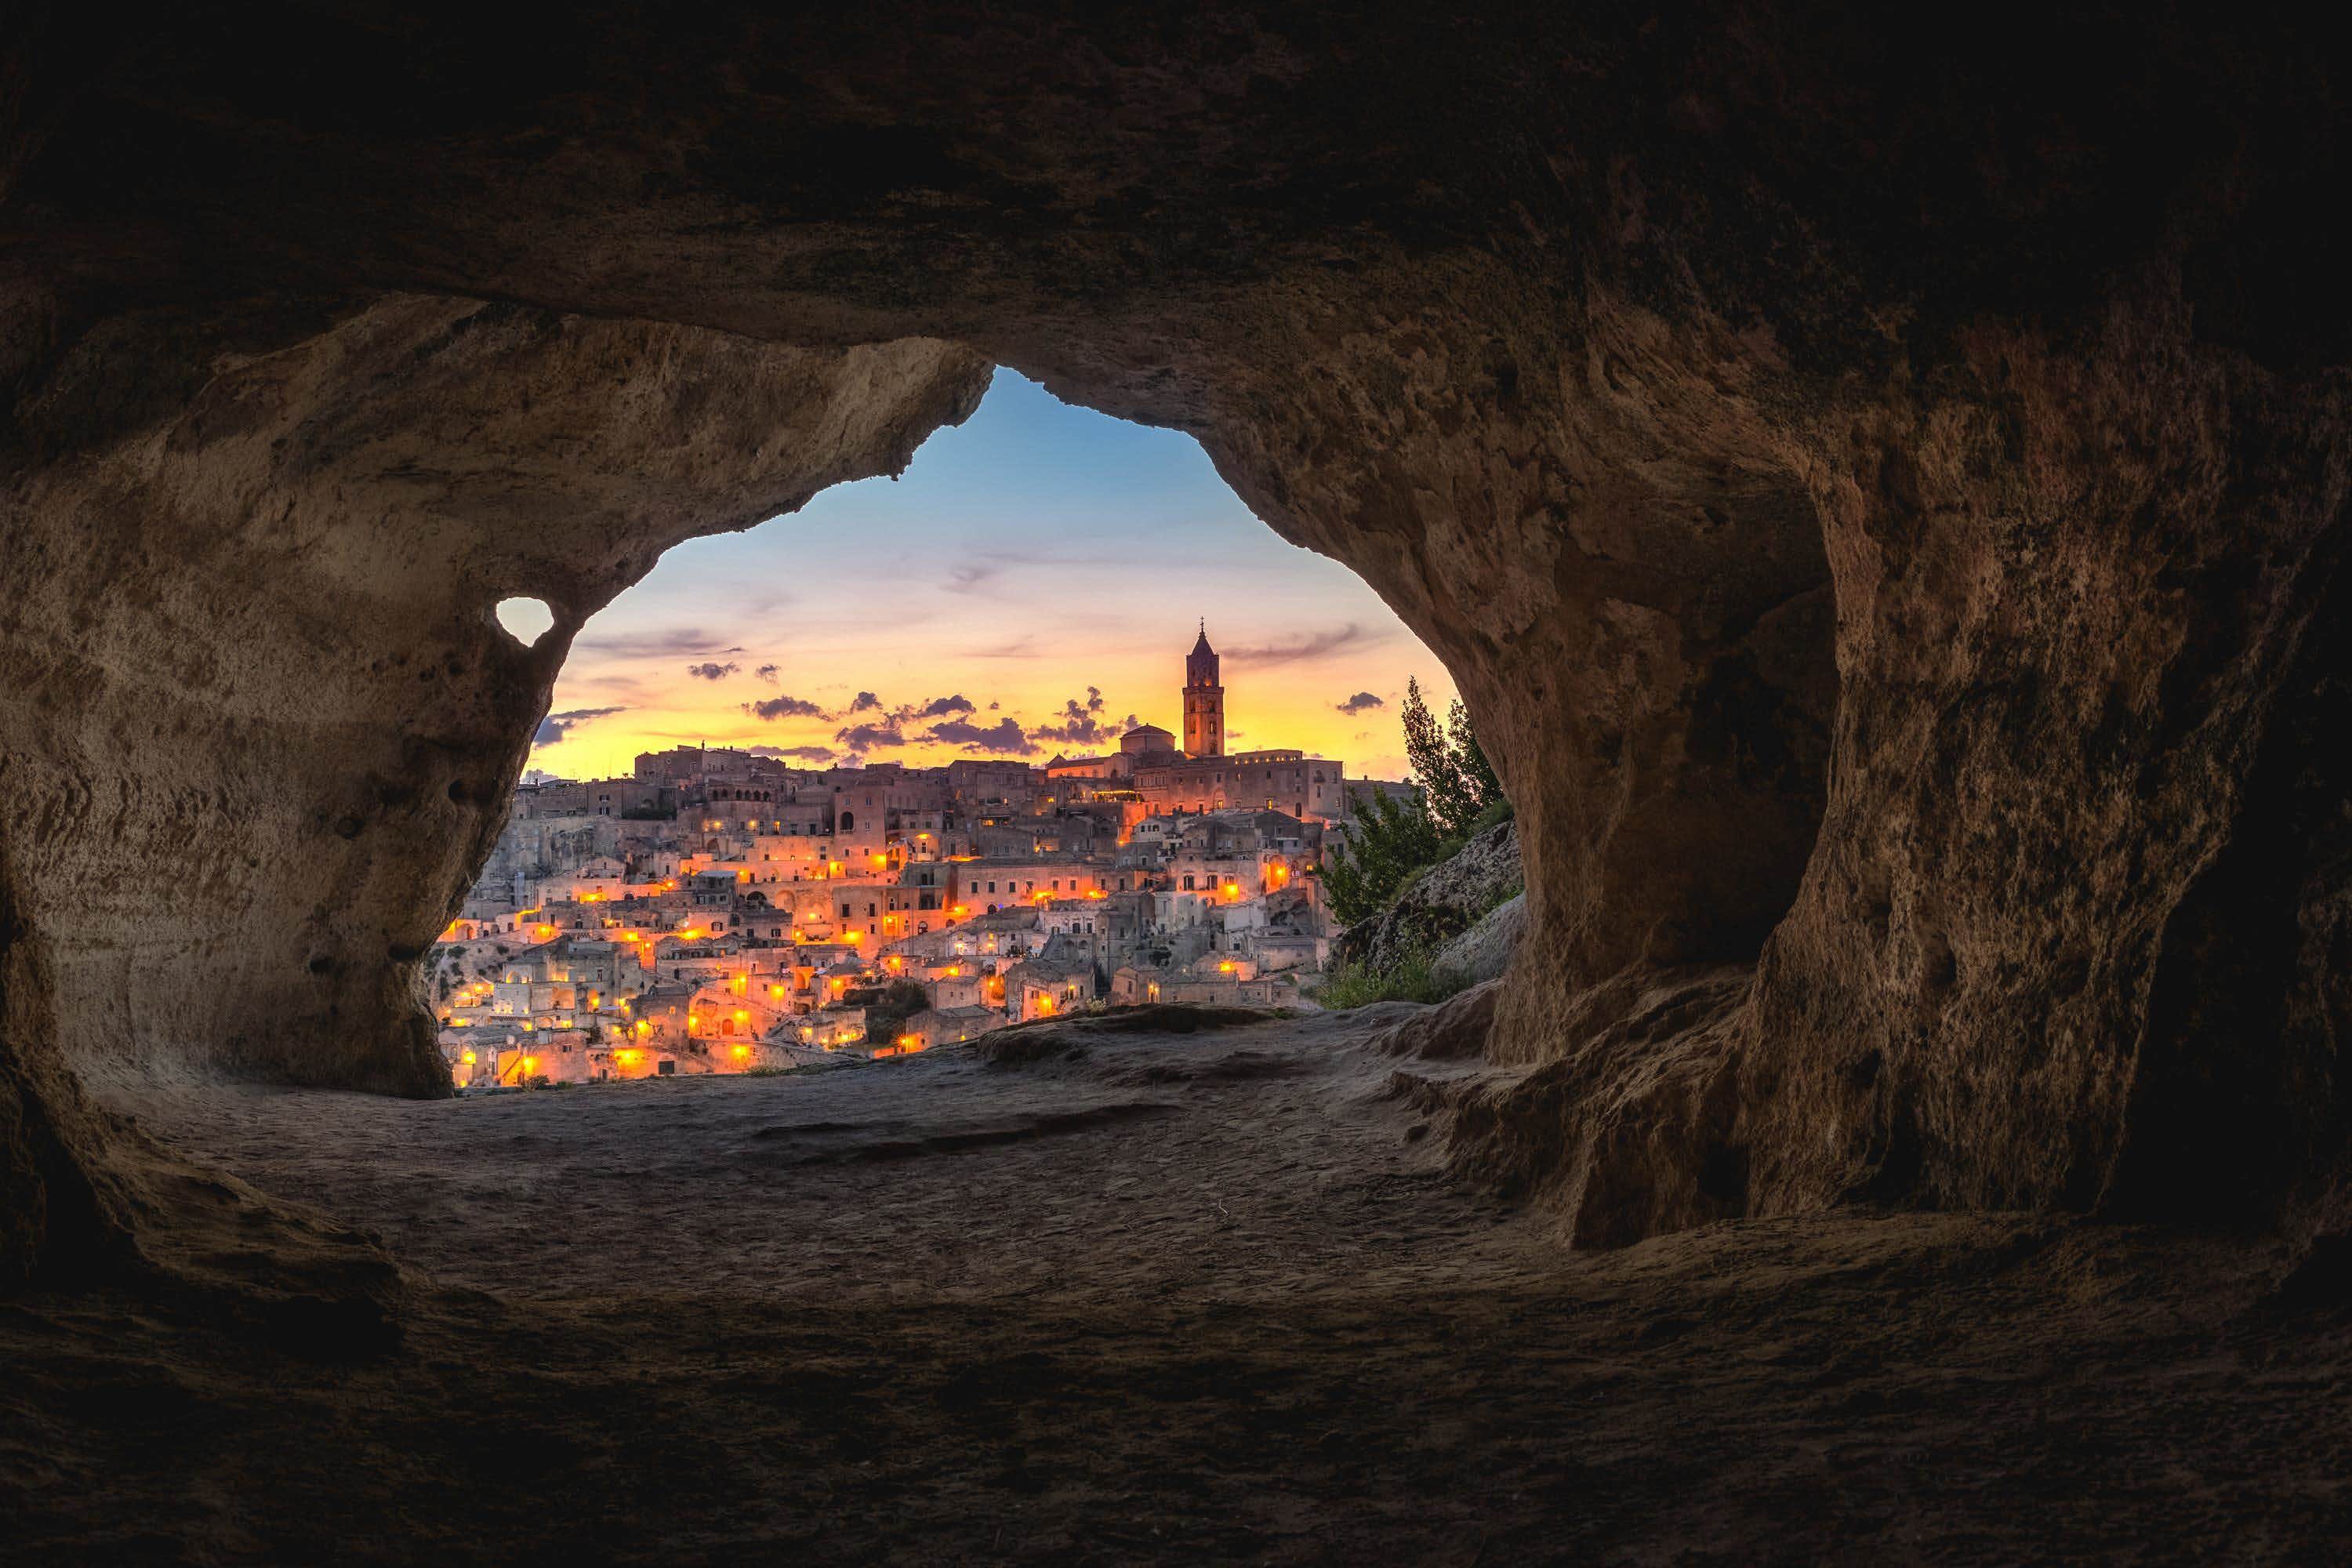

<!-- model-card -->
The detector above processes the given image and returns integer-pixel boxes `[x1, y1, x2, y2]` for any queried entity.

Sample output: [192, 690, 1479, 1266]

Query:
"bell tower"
[1182, 620, 1225, 758]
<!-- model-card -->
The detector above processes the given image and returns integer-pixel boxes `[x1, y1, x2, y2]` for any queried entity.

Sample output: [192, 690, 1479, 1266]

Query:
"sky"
[521, 368, 1451, 782]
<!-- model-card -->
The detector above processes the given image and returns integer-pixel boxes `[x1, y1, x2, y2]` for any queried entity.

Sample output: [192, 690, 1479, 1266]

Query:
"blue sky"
[530, 368, 1450, 779]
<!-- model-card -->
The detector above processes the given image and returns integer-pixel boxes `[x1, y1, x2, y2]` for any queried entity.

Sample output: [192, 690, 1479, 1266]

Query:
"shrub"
[1311, 947, 1472, 1009]
[1321, 783, 1442, 926]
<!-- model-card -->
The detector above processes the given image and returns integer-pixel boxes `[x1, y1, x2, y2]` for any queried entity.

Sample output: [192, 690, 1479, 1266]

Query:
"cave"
[9, 7, 2352, 1559]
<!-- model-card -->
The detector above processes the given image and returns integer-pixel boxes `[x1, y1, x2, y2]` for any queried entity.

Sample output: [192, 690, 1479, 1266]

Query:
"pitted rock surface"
[6, 9, 2352, 1279]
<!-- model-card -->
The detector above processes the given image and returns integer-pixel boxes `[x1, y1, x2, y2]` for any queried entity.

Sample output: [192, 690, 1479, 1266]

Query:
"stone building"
[1181, 622, 1225, 757]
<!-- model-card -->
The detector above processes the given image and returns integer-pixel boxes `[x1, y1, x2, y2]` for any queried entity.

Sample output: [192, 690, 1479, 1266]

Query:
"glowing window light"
[897, 1033, 921, 1051]
[1219, 960, 1236, 972]
[461, 1049, 477, 1065]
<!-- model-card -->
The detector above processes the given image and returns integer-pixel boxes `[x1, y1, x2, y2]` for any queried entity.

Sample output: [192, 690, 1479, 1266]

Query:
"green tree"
[1447, 696, 1504, 822]
[1321, 784, 1443, 926]
[1400, 678, 1479, 836]
[862, 979, 934, 1044]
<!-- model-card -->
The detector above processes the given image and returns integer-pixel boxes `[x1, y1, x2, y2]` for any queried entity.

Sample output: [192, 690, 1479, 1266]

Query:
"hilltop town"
[430, 628, 1406, 1087]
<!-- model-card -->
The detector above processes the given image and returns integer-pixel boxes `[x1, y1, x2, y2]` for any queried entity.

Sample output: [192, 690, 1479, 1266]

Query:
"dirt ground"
[9, 1006, 2352, 1564]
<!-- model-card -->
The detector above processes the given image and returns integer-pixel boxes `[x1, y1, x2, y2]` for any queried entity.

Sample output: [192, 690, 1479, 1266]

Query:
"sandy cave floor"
[10, 1006, 2352, 1564]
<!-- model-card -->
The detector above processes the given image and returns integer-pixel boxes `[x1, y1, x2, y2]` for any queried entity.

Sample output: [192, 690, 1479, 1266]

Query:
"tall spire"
[1183, 619, 1224, 757]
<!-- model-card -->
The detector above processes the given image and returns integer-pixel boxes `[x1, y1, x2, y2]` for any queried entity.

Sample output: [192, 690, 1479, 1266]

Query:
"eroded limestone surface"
[11, 1017, 2351, 1562]
[6, 9, 2352, 1280]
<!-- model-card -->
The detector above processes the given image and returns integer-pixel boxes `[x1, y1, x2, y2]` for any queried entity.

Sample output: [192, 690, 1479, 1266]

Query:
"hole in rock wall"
[436, 370, 1461, 1087]
[496, 597, 557, 648]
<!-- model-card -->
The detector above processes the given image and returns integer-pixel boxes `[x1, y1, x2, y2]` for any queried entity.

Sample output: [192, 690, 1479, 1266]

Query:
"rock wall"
[5, 6, 2351, 1277]
[0, 292, 989, 1276]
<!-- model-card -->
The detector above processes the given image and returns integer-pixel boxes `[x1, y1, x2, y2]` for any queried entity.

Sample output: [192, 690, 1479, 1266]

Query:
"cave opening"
[493, 597, 557, 648]
[431, 364, 1457, 1091]
[16, 12, 2352, 1554]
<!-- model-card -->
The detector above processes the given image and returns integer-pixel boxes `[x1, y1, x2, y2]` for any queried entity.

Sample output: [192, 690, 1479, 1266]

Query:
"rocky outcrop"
[1434, 895, 1527, 989]
[1334, 818, 1524, 979]
[6, 8, 2352, 1278]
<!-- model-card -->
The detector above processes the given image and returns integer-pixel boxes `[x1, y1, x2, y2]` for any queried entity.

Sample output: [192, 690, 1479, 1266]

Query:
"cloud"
[847, 691, 883, 713]
[1225, 622, 1385, 666]
[749, 744, 834, 764]
[575, 627, 745, 659]
[915, 694, 974, 718]
[532, 706, 625, 747]
[943, 564, 1000, 594]
[1032, 688, 1119, 748]
[970, 637, 1042, 659]
[1334, 691, 1385, 714]
[927, 717, 1040, 756]
[745, 695, 825, 720]
[686, 661, 740, 681]
[834, 722, 908, 752]
[754, 664, 779, 682]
